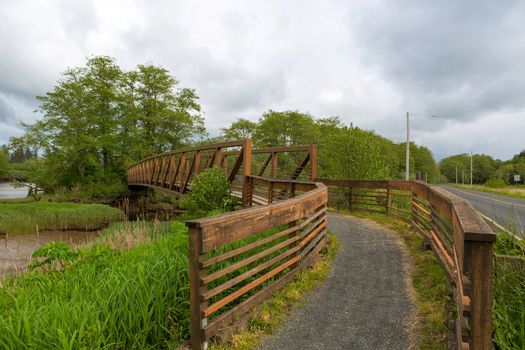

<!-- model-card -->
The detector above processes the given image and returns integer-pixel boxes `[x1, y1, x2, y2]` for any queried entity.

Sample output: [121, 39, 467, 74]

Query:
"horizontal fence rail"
[186, 177, 328, 349]
[318, 179, 495, 350]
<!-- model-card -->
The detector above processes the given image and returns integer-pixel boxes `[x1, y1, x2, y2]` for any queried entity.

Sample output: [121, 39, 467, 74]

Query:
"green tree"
[0, 150, 8, 177]
[253, 110, 320, 147]
[220, 118, 257, 141]
[319, 126, 390, 180]
[13, 56, 204, 194]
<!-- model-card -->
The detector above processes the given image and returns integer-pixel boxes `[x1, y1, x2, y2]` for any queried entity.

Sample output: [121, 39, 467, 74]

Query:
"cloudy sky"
[1, 0, 524, 160]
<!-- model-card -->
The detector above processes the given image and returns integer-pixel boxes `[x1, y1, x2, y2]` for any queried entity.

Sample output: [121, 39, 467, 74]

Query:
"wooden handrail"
[186, 176, 328, 349]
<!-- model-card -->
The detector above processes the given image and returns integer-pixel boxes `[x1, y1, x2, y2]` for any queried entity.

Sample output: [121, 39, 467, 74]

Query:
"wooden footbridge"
[127, 139, 495, 350]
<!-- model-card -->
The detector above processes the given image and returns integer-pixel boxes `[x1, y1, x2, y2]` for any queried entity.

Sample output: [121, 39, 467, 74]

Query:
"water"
[0, 230, 99, 279]
[0, 182, 28, 199]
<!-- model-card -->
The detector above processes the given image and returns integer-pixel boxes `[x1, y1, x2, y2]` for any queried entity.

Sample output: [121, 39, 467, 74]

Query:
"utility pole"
[405, 112, 410, 181]
[470, 151, 473, 187]
[462, 168, 464, 185]
[455, 165, 458, 184]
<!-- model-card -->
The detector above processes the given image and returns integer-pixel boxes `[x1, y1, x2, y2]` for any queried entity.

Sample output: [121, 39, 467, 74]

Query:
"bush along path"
[260, 213, 416, 350]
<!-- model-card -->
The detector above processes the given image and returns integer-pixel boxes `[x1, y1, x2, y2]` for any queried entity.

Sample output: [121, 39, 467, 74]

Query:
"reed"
[0, 202, 124, 235]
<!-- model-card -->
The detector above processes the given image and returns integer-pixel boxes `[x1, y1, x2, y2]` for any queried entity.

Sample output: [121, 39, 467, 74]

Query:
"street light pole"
[470, 151, 473, 187]
[405, 112, 410, 181]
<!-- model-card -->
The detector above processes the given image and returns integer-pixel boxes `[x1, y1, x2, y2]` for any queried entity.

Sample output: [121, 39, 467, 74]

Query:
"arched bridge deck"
[127, 139, 495, 350]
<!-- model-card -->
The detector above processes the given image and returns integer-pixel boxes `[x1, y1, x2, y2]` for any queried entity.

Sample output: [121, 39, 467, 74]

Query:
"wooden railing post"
[271, 152, 277, 178]
[309, 144, 318, 181]
[348, 186, 353, 211]
[386, 185, 392, 215]
[467, 240, 494, 350]
[189, 227, 207, 350]
[241, 139, 252, 207]
[267, 181, 274, 204]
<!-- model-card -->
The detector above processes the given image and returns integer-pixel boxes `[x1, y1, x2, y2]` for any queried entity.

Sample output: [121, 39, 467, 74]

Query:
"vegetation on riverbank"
[347, 210, 449, 349]
[0, 221, 190, 349]
[0, 202, 124, 235]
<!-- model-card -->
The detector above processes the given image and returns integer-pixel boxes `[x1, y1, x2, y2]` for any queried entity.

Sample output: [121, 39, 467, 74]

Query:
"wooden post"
[271, 152, 277, 178]
[267, 181, 274, 204]
[310, 144, 318, 181]
[241, 139, 252, 207]
[189, 227, 207, 350]
[386, 187, 392, 215]
[468, 240, 493, 350]
[194, 151, 202, 176]
[348, 186, 353, 211]
[214, 148, 222, 167]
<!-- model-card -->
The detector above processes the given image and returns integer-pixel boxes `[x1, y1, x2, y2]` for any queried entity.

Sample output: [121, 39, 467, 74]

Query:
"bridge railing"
[127, 139, 253, 206]
[127, 140, 318, 208]
[318, 179, 495, 350]
[186, 176, 328, 349]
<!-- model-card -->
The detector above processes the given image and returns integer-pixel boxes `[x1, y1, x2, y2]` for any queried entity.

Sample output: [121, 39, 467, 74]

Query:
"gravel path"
[260, 213, 415, 350]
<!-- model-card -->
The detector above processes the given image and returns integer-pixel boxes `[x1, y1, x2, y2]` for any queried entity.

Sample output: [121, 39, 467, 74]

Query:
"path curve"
[260, 213, 415, 350]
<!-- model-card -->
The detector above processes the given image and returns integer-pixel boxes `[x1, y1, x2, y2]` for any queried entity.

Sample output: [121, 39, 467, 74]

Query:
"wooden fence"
[318, 179, 495, 350]
[185, 177, 328, 349]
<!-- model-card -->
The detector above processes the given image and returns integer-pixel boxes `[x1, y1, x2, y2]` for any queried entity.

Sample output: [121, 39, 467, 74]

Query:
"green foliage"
[493, 264, 525, 350]
[0, 202, 124, 235]
[0, 222, 190, 349]
[0, 150, 7, 178]
[220, 112, 438, 182]
[485, 178, 506, 188]
[494, 233, 525, 256]
[180, 168, 232, 218]
[439, 153, 501, 184]
[253, 110, 320, 147]
[220, 118, 257, 141]
[29, 242, 79, 270]
[10, 56, 204, 196]
[319, 126, 390, 179]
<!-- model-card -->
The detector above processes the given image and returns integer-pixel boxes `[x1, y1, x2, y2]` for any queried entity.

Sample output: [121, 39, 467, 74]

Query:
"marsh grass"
[0, 221, 190, 349]
[0, 202, 124, 235]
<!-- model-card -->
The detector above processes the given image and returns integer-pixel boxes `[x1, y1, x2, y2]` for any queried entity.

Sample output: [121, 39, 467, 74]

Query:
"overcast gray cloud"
[0, 0, 524, 160]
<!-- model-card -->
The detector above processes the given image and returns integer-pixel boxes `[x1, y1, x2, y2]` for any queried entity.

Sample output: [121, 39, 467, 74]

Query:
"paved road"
[441, 185, 525, 236]
[260, 213, 415, 350]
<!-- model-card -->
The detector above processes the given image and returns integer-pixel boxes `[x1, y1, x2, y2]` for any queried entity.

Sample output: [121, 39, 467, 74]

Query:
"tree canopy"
[10, 56, 204, 195]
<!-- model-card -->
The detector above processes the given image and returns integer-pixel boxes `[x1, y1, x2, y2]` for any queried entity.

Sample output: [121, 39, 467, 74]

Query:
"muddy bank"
[0, 231, 99, 280]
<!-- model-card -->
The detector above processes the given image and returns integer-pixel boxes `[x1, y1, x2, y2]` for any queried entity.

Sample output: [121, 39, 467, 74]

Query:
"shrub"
[485, 178, 506, 188]
[180, 168, 232, 218]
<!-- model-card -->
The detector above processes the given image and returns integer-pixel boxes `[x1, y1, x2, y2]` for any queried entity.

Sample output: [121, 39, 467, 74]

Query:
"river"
[0, 182, 29, 199]
[0, 182, 99, 280]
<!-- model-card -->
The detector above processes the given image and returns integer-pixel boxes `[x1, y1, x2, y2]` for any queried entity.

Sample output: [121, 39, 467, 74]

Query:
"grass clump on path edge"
[0, 221, 190, 349]
[349, 210, 449, 350]
[209, 232, 339, 350]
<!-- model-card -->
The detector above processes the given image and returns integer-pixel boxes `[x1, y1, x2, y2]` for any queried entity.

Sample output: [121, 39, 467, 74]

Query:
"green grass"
[209, 232, 339, 350]
[347, 210, 449, 350]
[0, 221, 190, 349]
[493, 231, 525, 350]
[0, 202, 124, 235]
[452, 183, 525, 200]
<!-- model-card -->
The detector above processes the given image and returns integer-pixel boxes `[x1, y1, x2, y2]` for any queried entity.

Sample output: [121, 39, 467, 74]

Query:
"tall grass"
[0, 222, 190, 349]
[0, 202, 124, 235]
[493, 232, 525, 350]
[493, 264, 525, 350]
